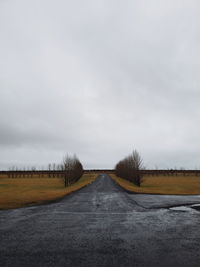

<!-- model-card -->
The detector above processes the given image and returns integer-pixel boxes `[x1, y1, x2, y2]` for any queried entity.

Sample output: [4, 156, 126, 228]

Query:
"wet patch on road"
[191, 204, 200, 211]
[168, 204, 200, 212]
[169, 206, 194, 212]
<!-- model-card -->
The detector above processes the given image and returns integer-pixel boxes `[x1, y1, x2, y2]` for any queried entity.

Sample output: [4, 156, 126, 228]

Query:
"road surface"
[1, 174, 200, 267]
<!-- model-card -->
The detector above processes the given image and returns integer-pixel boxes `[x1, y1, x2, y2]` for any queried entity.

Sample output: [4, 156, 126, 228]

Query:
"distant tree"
[52, 163, 56, 177]
[32, 166, 36, 171]
[48, 163, 51, 178]
[62, 154, 83, 187]
[11, 166, 15, 178]
[57, 164, 63, 177]
[115, 149, 144, 187]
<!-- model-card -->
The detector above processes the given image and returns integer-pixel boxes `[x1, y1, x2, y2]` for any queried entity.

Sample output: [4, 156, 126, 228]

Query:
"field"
[111, 174, 200, 195]
[0, 173, 97, 209]
[1, 172, 200, 210]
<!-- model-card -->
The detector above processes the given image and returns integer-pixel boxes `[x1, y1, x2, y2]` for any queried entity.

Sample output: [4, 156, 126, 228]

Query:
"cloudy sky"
[0, 0, 200, 170]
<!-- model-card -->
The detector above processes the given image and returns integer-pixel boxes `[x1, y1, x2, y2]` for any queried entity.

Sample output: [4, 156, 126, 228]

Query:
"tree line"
[5, 154, 84, 188]
[4, 149, 200, 188]
[115, 149, 144, 187]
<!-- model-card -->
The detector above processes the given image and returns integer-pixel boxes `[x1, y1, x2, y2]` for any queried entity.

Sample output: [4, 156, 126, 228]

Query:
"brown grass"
[0, 173, 97, 209]
[110, 174, 200, 195]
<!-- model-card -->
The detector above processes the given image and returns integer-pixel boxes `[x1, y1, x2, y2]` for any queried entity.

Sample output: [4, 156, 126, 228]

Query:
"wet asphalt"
[1, 174, 200, 267]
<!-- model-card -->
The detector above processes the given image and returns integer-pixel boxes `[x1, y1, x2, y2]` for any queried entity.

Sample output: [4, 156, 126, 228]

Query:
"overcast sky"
[0, 0, 200, 170]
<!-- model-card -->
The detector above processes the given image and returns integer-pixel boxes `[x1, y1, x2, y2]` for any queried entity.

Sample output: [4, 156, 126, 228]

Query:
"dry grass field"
[0, 173, 97, 209]
[111, 174, 200, 195]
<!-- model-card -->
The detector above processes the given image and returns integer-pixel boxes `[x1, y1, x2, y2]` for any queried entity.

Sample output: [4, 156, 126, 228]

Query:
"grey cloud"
[0, 0, 200, 169]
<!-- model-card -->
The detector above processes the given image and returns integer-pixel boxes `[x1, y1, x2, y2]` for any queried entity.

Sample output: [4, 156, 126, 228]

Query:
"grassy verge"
[110, 174, 200, 195]
[0, 173, 97, 209]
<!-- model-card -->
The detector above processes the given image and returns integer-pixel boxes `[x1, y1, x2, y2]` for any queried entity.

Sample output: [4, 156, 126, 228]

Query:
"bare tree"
[115, 149, 144, 187]
[48, 163, 51, 178]
[62, 154, 83, 187]
[11, 166, 15, 178]
[52, 163, 56, 178]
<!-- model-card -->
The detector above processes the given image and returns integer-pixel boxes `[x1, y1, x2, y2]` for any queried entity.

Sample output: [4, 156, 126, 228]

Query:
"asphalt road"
[1, 174, 200, 267]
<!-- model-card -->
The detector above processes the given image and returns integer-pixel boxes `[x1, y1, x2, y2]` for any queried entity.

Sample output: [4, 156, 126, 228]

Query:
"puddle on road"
[169, 206, 193, 212]
[169, 204, 200, 212]
[191, 204, 200, 211]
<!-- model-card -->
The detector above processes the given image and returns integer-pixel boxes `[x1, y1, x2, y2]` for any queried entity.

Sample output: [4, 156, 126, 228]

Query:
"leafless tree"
[52, 163, 56, 178]
[48, 163, 51, 178]
[11, 166, 15, 178]
[62, 154, 83, 187]
[115, 149, 144, 187]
